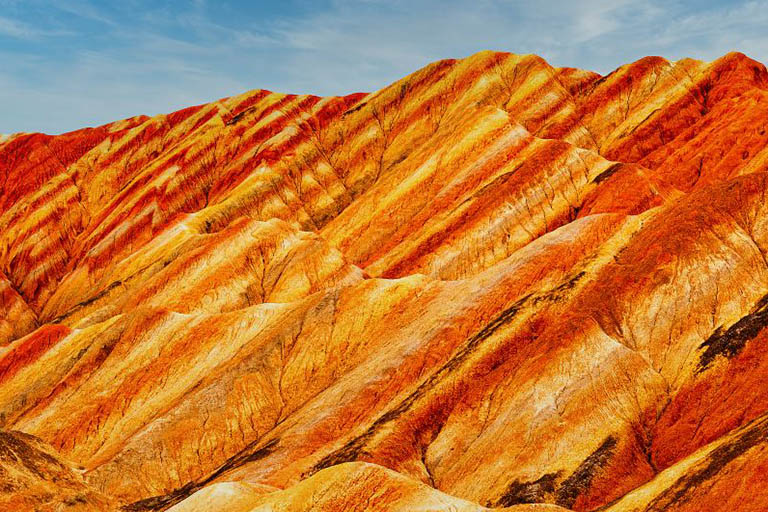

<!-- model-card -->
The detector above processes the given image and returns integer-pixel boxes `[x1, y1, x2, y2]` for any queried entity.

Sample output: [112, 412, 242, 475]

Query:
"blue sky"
[2, 0, 767, 134]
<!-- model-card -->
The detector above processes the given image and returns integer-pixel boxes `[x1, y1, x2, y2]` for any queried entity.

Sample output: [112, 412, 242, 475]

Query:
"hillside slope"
[2, 50, 768, 511]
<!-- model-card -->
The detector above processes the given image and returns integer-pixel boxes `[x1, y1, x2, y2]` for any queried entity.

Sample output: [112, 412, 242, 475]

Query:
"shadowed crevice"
[492, 434, 617, 508]
[698, 292, 768, 372]
[643, 413, 768, 511]
[121, 438, 278, 511]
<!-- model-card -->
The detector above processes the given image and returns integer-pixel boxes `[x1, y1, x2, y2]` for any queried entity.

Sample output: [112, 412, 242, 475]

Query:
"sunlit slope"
[2, 50, 768, 511]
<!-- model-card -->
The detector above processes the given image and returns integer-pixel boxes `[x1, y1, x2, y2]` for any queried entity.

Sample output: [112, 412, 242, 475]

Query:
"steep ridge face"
[2, 50, 768, 511]
[0, 429, 113, 511]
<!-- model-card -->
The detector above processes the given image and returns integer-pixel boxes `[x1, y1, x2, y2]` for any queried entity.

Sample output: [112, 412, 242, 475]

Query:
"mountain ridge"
[2, 49, 768, 511]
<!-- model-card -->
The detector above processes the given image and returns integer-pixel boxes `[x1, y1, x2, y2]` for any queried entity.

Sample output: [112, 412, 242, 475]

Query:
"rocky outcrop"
[2, 50, 768, 511]
[0, 430, 113, 511]
[166, 462, 571, 512]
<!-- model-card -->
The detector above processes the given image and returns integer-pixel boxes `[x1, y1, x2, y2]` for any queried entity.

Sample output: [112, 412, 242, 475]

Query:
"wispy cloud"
[0, 14, 72, 38]
[51, 0, 116, 26]
[2, 0, 767, 134]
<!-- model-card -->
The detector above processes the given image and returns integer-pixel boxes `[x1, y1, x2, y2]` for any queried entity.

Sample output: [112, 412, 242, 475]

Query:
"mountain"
[0, 430, 113, 511]
[2, 50, 768, 511]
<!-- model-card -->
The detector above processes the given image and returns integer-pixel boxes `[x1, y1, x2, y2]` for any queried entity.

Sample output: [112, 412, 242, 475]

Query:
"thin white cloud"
[51, 0, 116, 25]
[0, 14, 72, 38]
[2, 0, 768, 134]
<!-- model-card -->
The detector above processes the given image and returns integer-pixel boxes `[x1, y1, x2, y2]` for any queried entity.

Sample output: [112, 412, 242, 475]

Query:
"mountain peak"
[3, 51, 768, 511]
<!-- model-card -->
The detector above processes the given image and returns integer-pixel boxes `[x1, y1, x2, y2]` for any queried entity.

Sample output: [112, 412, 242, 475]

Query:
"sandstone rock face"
[2, 50, 768, 511]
